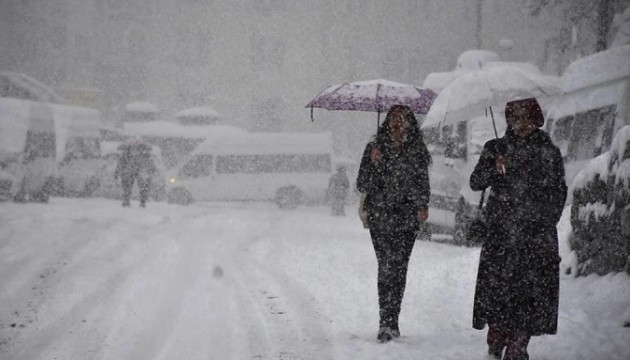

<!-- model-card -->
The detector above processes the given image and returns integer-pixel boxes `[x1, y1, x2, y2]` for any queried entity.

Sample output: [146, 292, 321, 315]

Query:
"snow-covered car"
[569, 126, 630, 276]
[96, 141, 167, 202]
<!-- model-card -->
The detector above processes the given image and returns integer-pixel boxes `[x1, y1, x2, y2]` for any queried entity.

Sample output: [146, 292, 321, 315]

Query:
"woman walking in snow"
[470, 98, 567, 360]
[356, 105, 431, 342]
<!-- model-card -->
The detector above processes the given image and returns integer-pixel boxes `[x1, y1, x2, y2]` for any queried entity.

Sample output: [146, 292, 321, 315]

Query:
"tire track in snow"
[1, 216, 176, 359]
[225, 212, 335, 360]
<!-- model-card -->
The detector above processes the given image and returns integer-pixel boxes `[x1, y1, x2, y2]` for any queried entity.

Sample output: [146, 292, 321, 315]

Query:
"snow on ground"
[0, 198, 629, 360]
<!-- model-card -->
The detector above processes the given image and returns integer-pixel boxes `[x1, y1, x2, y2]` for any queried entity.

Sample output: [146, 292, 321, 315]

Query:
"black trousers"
[370, 228, 416, 330]
[121, 176, 151, 205]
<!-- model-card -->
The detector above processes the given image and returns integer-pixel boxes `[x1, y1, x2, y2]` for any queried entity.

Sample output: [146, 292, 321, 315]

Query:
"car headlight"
[169, 177, 176, 184]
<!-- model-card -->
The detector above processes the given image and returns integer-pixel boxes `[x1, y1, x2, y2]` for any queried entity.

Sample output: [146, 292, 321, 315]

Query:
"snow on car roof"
[562, 45, 630, 92]
[194, 131, 333, 156]
[174, 106, 220, 119]
[123, 121, 246, 139]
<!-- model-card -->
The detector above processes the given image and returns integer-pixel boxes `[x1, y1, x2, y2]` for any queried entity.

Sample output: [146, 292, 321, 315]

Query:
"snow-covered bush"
[570, 126, 630, 276]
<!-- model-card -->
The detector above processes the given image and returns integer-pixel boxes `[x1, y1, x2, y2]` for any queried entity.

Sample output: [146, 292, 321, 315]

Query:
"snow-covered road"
[1, 198, 629, 360]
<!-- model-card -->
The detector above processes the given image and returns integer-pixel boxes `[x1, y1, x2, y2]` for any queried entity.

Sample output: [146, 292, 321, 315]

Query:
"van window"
[566, 105, 616, 161]
[179, 154, 213, 178]
[216, 154, 331, 174]
[550, 116, 573, 157]
[64, 137, 101, 161]
[24, 131, 55, 161]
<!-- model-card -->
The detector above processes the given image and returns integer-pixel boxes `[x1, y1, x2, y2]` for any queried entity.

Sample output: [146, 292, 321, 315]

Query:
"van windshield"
[216, 154, 331, 174]
[179, 154, 213, 178]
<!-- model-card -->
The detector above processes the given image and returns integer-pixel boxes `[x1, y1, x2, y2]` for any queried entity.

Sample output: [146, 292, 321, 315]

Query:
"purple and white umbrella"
[306, 79, 437, 122]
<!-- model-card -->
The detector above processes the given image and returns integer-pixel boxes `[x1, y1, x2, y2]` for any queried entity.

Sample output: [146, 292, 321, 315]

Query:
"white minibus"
[166, 131, 334, 209]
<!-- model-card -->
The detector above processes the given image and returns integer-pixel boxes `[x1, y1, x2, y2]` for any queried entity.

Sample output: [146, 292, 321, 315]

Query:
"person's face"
[388, 115, 408, 142]
[512, 106, 536, 138]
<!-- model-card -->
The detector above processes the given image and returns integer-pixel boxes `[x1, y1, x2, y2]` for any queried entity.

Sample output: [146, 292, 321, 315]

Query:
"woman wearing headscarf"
[470, 98, 567, 360]
[356, 105, 432, 342]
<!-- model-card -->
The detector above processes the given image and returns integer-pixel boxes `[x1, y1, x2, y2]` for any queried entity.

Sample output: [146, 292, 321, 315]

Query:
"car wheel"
[167, 187, 193, 205]
[275, 186, 303, 210]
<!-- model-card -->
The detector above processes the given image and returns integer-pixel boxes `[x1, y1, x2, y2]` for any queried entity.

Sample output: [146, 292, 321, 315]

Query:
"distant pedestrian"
[356, 105, 431, 342]
[328, 165, 350, 216]
[114, 141, 157, 208]
[470, 98, 567, 360]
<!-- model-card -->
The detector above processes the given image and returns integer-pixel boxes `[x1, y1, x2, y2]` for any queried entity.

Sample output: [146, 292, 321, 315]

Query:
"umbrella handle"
[310, 106, 314, 122]
[489, 106, 499, 139]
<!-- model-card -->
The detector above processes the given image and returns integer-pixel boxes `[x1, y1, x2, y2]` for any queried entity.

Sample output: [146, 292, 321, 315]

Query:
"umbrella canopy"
[421, 63, 562, 130]
[306, 79, 437, 120]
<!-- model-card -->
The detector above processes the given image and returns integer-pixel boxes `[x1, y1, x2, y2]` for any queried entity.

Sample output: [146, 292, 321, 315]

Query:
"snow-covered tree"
[526, 0, 630, 51]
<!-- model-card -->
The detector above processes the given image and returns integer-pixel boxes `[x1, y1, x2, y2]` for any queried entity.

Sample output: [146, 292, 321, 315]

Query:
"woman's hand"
[418, 208, 429, 222]
[370, 148, 382, 163]
[495, 155, 506, 175]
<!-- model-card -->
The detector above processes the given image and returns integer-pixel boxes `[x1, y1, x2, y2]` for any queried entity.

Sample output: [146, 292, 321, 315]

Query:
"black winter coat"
[357, 138, 431, 232]
[471, 129, 567, 335]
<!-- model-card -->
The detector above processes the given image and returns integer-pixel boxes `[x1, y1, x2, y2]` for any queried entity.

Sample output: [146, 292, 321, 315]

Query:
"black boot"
[377, 327, 393, 343]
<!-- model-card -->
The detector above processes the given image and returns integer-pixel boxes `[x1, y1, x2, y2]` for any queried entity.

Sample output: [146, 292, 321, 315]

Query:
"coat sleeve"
[356, 141, 378, 194]
[469, 139, 503, 191]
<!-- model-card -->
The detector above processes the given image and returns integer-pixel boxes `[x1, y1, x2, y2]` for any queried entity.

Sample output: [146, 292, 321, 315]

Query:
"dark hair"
[377, 105, 432, 166]
[505, 97, 544, 128]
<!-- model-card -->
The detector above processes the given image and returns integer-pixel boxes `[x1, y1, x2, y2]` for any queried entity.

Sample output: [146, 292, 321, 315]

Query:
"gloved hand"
[418, 208, 429, 222]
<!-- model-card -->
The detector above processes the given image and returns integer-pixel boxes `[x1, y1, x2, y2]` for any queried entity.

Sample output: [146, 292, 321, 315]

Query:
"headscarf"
[505, 97, 544, 128]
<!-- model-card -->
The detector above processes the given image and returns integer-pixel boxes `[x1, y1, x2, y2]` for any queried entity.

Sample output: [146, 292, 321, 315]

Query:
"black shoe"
[377, 327, 393, 343]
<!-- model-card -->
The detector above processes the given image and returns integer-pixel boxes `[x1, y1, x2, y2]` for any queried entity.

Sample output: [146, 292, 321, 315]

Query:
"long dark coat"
[356, 137, 430, 232]
[471, 129, 567, 335]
